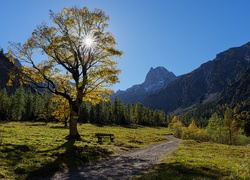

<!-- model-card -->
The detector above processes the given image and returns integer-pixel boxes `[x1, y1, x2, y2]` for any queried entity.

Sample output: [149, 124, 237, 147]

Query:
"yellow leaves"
[170, 116, 180, 124]
[188, 120, 198, 132]
[169, 116, 183, 138]
[83, 88, 113, 105]
[52, 95, 70, 122]
[8, 6, 122, 110]
[6, 79, 13, 86]
[5, 52, 15, 64]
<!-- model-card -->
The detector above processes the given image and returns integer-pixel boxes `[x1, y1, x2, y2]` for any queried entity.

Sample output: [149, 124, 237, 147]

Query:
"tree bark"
[229, 129, 232, 145]
[68, 102, 81, 140]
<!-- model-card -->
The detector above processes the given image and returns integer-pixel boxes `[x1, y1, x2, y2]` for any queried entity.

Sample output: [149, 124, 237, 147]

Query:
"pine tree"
[135, 103, 143, 125]
[206, 112, 224, 143]
[79, 101, 91, 123]
[33, 91, 42, 121]
[0, 88, 9, 120]
[10, 86, 26, 121]
[223, 108, 243, 145]
[23, 89, 35, 120]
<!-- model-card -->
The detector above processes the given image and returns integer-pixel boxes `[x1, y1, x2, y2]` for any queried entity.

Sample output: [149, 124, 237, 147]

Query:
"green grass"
[134, 140, 250, 180]
[0, 122, 170, 179]
[2, 122, 249, 180]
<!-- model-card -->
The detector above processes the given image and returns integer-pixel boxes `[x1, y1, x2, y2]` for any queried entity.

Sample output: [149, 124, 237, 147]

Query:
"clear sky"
[1, 0, 250, 91]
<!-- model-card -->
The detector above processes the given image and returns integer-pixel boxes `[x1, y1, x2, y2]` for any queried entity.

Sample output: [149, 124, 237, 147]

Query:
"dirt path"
[49, 135, 181, 180]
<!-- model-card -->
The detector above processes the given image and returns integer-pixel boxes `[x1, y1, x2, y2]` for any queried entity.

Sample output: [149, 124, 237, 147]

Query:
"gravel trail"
[49, 135, 181, 180]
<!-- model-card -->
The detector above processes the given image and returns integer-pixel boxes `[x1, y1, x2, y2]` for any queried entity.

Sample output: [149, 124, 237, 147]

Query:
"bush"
[235, 135, 250, 146]
[14, 166, 27, 174]
[181, 126, 207, 142]
[169, 116, 183, 138]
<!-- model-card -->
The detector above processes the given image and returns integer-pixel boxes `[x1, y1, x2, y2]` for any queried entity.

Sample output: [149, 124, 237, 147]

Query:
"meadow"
[0, 122, 169, 179]
[135, 140, 250, 180]
[0, 122, 249, 179]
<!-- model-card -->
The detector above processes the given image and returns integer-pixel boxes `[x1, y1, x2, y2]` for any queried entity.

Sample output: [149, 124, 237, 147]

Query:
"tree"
[169, 116, 183, 138]
[223, 108, 243, 145]
[23, 89, 34, 121]
[111, 97, 124, 124]
[206, 112, 224, 143]
[40, 91, 55, 123]
[33, 91, 43, 120]
[52, 96, 70, 126]
[0, 88, 9, 120]
[8, 7, 122, 139]
[10, 86, 26, 121]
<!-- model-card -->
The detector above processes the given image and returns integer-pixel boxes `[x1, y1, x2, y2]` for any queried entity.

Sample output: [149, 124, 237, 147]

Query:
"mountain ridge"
[142, 42, 250, 113]
[112, 41, 250, 114]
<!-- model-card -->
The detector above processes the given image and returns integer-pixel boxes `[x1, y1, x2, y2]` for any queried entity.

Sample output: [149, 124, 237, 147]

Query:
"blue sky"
[1, 0, 250, 91]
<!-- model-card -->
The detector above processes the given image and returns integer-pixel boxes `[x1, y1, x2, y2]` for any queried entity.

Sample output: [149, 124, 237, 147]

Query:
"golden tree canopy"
[8, 7, 123, 104]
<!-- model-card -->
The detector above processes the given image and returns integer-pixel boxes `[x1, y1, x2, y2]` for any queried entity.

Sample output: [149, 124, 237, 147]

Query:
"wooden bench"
[95, 133, 114, 143]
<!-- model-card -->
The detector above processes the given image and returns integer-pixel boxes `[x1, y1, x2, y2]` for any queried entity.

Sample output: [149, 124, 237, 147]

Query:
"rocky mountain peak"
[142, 67, 176, 88]
[111, 66, 177, 104]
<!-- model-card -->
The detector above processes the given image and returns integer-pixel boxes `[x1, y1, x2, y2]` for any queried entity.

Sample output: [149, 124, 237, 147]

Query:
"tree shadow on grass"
[49, 125, 69, 129]
[25, 122, 48, 126]
[25, 139, 80, 179]
[138, 162, 227, 180]
[0, 143, 34, 177]
[25, 139, 112, 180]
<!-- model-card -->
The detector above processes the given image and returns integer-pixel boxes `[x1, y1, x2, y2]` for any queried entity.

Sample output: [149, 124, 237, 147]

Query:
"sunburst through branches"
[79, 32, 97, 52]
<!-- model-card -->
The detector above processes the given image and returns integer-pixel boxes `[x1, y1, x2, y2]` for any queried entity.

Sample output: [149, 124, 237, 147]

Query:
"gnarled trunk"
[68, 101, 81, 140]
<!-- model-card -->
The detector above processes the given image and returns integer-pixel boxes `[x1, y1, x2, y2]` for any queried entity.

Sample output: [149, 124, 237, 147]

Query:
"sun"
[85, 37, 94, 47]
[80, 32, 97, 52]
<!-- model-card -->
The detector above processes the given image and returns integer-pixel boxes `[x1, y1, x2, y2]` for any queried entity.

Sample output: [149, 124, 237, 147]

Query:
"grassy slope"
[134, 140, 250, 180]
[0, 122, 170, 179]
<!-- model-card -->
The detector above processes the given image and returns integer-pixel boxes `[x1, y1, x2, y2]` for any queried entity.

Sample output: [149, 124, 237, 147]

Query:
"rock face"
[0, 52, 21, 93]
[142, 42, 250, 114]
[142, 67, 176, 92]
[219, 67, 250, 105]
[111, 67, 177, 104]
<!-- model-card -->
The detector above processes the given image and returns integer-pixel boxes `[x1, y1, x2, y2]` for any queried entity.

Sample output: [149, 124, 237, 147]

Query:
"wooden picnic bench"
[95, 133, 114, 143]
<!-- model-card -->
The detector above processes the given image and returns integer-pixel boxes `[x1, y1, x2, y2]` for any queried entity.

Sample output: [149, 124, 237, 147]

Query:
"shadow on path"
[50, 135, 181, 180]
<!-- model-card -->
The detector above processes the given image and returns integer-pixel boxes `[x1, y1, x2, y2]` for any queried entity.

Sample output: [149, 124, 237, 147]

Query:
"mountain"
[0, 52, 22, 93]
[219, 67, 250, 105]
[142, 42, 250, 114]
[111, 66, 177, 104]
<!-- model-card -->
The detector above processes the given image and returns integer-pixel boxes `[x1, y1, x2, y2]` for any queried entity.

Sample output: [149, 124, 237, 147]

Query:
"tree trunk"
[229, 129, 232, 145]
[68, 102, 81, 140]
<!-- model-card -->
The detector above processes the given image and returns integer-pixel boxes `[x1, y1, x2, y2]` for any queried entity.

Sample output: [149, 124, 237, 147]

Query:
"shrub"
[169, 116, 183, 138]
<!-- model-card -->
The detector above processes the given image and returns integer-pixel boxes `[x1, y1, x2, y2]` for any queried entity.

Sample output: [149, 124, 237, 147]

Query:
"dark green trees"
[0, 87, 166, 126]
[0, 87, 54, 121]
[0, 88, 9, 120]
[79, 97, 167, 126]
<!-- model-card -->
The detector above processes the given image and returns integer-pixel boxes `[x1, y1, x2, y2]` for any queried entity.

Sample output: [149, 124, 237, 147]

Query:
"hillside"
[0, 52, 21, 93]
[139, 42, 250, 114]
[111, 42, 250, 115]
[219, 67, 250, 105]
